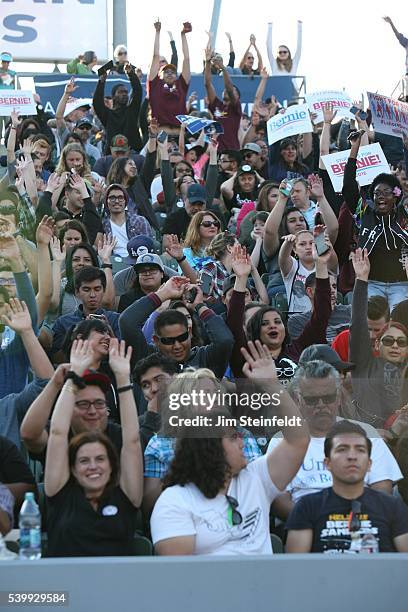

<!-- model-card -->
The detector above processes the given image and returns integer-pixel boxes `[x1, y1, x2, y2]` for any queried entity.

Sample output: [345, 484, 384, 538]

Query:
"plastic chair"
[270, 533, 284, 554]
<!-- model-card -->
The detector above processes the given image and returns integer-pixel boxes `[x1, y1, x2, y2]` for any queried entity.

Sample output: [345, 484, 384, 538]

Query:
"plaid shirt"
[18, 194, 37, 243]
[200, 260, 230, 300]
[0, 484, 15, 528]
[144, 429, 262, 479]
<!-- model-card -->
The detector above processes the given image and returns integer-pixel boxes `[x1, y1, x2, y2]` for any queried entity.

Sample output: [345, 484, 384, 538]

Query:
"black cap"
[299, 345, 355, 372]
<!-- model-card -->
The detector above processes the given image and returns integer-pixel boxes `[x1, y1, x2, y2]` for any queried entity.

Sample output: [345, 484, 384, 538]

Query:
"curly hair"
[183, 211, 221, 255]
[369, 173, 403, 204]
[163, 436, 231, 498]
[55, 143, 92, 179]
[204, 230, 236, 260]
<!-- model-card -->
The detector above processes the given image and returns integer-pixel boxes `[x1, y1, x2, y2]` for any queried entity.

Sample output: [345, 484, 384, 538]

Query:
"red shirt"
[208, 96, 241, 151]
[149, 75, 188, 127]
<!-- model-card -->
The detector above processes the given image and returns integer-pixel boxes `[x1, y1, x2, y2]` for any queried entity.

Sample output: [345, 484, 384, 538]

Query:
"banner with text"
[306, 90, 353, 123]
[321, 143, 389, 192]
[367, 92, 408, 138]
[267, 103, 312, 145]
[0, 90, 36, 116]
[32, 74, 299, 118]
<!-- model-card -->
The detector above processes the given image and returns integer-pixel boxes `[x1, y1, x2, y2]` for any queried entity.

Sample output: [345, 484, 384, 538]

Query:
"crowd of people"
[0, 15, 408, 558]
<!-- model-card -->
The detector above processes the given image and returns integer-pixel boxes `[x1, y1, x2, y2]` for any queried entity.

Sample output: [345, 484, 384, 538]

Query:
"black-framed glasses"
[226, 495, 242, 526]
[107, 195, 126, 203]
[75, 399, 108, 411]
[373, 189, 393, 197]
[302, 393, 338, 407]
[157, 331, 189, 345]
[200, 220, 220, 228]
[348, 500, 362, 532]
[380, 336, 408, 348]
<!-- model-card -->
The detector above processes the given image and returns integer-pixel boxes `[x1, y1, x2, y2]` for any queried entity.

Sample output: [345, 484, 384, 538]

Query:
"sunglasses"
[77, 124, 91, 130]
[226, 495, 242, 526]
[348, 500, 362, 532]
[302, 393, 338, 407]
[279, 50, 289, 55]
[200, 220, 220, 228]
[157, 331, 189, 345]
[380, 336, 408, 348]
[118, 51, 127, 56]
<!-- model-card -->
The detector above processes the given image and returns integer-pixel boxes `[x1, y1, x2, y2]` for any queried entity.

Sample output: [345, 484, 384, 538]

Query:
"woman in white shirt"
[150, 341, 309, 555]
[266, 21, 302, 76]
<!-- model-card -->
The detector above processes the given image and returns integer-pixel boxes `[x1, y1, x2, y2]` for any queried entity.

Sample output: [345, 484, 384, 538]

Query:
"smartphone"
[157, 130, 168, 144]
[349, 106, 368, 121]
[199, 271, 212, 295]
[280, 179, 294, 197]
[314, 232, 329, 256]
[98, 60, 114, 76]
[184, 287, 198, 303]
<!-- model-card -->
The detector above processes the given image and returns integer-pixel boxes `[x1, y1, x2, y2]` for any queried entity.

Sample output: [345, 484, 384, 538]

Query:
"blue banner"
[33, 73, 301, 117]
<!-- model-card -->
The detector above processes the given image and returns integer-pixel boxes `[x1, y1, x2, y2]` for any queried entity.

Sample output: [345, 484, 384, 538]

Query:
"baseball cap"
[299, 345, 355, 372]
[186, 183, 206, 204]
[236, 164, 256, 177]
[75, 117, 93, 129]
[0, 52, 12, 63]
[241, 143, 262, 155]
[82, 370, 111, 394]
[111, 134, 129, 152]
[279, 137, 297, 150]
[133, 253, 164, 273]
[63, 98, 92, 118]
[159, 63, 177, 73]
[124, 236, 155, 264]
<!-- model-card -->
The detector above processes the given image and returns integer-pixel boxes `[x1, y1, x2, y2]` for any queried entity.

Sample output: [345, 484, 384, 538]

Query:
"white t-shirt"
[282, 257, 314, 315]
[267, 421, 402, 503]
[150, 455, 280, 555]
[109, 220, 128, 258]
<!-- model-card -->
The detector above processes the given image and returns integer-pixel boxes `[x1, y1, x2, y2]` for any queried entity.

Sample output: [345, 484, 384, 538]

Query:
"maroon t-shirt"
[208, 96, 242, 151]
[149, 75, 188, 127]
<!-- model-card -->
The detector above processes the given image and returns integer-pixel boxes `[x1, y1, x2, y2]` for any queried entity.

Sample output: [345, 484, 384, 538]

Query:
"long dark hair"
[245, 305, 287, 348]
[279, 206, 309, 240]
[65, 242, 99, 294]
[62, 319, 113, 360]
[69, 431, 119, 497]
[163, 436, 230, 498]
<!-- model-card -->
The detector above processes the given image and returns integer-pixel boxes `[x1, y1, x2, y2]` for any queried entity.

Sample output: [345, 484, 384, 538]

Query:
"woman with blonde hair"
[266, 21, 302, 76]
[182, 210, 221, 269]
[52, 143, 93, 208]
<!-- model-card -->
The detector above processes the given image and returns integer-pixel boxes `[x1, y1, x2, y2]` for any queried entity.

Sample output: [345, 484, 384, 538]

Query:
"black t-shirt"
[162, 208, 191, 240]
[46, 481, 138, 557]
[286, 487, 408, 553]
[118, 286, 146, 313]
[0, 436, 35, 485]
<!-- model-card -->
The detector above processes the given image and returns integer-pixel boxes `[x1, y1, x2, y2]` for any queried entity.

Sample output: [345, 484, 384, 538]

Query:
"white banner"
[306, 90, 353, 123]
[1, 0, 109, 62]
[321, 143, 389, 193]
[267, 104, 313, 145]
[367, 92, 408, 138]
[0, 90, 36, 116]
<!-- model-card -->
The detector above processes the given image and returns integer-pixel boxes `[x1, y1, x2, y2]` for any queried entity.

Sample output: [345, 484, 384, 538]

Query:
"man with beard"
[93, 62, 143, 153]
[267, 360, 402, 521]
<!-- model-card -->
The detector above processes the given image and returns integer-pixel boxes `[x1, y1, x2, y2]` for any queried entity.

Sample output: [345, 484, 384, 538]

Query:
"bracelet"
[175, 255, 186, 263]
[194, 302, 206, 312]
[117, 384, 133, 393]
[11, 126, 17, 130]
[65, 371, 86, 389]
[101, 263, 113, 269]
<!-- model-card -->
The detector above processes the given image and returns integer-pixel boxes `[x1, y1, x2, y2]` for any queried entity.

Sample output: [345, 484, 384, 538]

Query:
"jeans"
[367, 280, 408, 312]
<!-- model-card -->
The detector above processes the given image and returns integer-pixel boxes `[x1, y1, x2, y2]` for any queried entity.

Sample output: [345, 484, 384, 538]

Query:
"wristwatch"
[194, 302, 206, 313]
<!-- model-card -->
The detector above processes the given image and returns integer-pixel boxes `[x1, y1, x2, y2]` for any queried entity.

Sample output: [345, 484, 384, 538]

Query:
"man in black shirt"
[162, 183, 206, 240]
[286, 420, 408, 553]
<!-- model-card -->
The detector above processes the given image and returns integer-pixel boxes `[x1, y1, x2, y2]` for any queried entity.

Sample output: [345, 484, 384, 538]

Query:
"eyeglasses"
[107, 195, 126, 203]
[373, 189, 393, 197]
[117, 51, 127, 56]
[220, 158, 233, 164]
[226, 495, 242, 526]
[157, 331, 189, 345]
[302, 393, 338, 407]
[200, 220, 220, 228]
[75, 399, 108, 411]
[380, 336, 408, 348]
[348, 500, 362, 532]
[139, 267, 160, 275]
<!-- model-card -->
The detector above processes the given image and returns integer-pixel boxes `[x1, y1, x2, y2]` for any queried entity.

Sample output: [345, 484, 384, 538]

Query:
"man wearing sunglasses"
[286, 420, 408, 553]
[268, 360, 402, 522]
[119, 276, 234, 379]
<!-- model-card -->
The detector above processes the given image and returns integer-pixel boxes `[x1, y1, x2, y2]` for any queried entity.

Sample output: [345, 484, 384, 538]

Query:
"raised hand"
[51, 363, 71, 390]
[124, 61, 134, 76]
[148, 117, 159, 138]
[158, 276, 190, 300]
[241, 340, 278, 381]
[207, 136, 219, 157]
[322, 102, 337, 124]
[260, 67, 269, 79]
[225, 32, 232, 42]
[69, 173, 87, 196]
[21, 139, 34, 157]
[182, 21, 192, 34]
[64, 77, 79, 96]
[184, 282, 204, 306]
[308, 174, 325, 199]
[154, 20, 161, 32]
[97, 234, 117, 263]
[165, 234, 184, 261]
[69, 339, 95, 376]
[250, 34, 256, 45]
[383, 16, 392, 25]
[36, 215, 55, 246]
[231, 243, 251, 278]
[46, 172, 62, 193]
[350, 248, 370, 281]
[109, 338, 132, 379]
[10, 109, 22, 129]
[50, 236, 66, 263]
[1, 298, 32, 334]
